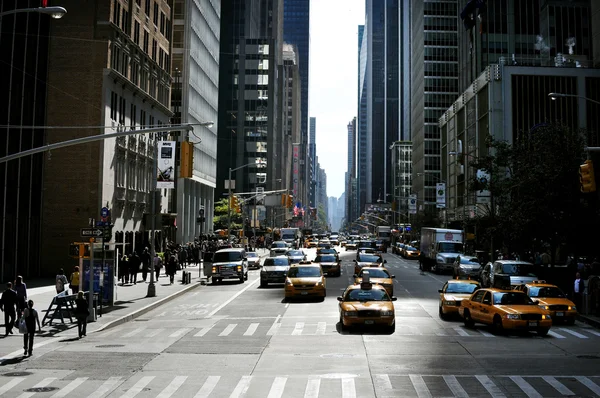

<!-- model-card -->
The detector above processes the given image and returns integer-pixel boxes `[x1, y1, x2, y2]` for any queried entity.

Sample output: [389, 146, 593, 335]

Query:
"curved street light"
[0, 6, 67, 19]
[548, 92, 600, 105]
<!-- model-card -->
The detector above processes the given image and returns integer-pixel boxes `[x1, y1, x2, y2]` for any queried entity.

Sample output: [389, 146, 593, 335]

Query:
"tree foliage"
[213, 198, 243, 231]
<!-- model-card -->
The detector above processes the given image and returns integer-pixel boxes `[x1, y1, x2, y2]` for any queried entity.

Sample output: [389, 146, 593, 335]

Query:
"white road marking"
[542, 376, 575, 396]
[510, 376, 542, 398]
[17, 377, 57, 398]
[341, 377, 356, 398]
[453, 327, 470, 336]
[146, 328, 165, 338]
[169, 328, 191, 338]
[575, 376, 600, 396]
[229, 375, 252, 398]
[244, 323, 260, 336]
[374, 374, 393, 391]
[267, 376, 288, 398]
[435, 329, 448, 336]
[122, 327, 145, 338]
[475, 375, 506, 398]
[547, 330, 566, 339]
[157, 376, 188, 398]
[444, 375, 469, 398]
[194, 376, 221, 398]
[292, 322, 305, 335]
[195, 325, 214, 337]
[0, 378, 24, 395]
[478, 329, 495, 337]
[207, 278, 259, 318]
[409, 375, 432, 398]
[219, 324, 238, 336]
[50, 377, 88, 398]
[304, 378, 321, 398]
[121, 376, 155, 398]
[267, 323, 281, 336]
[585, 329, 600, 337]
[88, 377, 122, 398]
[558, 328, 588, 339]
[316, 322, 327, 335]
[285, 302, 290, 308]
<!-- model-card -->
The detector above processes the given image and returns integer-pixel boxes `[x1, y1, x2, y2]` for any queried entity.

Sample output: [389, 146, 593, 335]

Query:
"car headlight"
[237, 265, 242, 271]
[316, 280, 323, 286]
[211, 266, 216, 273]
[344, 311, 358, 317]
[380, 310, 394, 316]
[444, 301, 456, 306]
[568, 306, 576, 311]
[542, 314, 551, 320]
[505, 314, 520, 320]
[538, 305, 550, 310]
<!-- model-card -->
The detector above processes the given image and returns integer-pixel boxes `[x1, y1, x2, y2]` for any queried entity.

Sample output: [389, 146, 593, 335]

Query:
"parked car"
[453, 255, 481, 279]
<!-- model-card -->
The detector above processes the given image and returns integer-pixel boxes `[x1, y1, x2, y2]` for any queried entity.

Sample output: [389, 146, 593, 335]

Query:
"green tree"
[213, 198, 243, 232]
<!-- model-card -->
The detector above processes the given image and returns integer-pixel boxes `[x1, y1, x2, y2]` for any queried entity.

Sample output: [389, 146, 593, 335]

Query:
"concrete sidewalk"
[0, 248, 270, 358]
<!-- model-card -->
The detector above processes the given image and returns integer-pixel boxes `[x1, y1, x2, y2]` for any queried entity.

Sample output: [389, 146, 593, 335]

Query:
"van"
[205, 248, 249, 284]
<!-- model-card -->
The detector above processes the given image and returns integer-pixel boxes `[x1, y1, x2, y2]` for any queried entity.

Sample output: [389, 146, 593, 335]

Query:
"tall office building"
[594, 1, 600, 67]
[216, 0, 284, 204]
[410, 0, 459, 207]
[171, 0, 220, 243]
[357, 23, 368, 214]
[345, 118, 357, 226]
[309, 117, 316, 207]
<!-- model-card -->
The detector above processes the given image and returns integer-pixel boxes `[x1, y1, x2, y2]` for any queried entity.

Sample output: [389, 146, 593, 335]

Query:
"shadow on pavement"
[0, 357, 26, 366]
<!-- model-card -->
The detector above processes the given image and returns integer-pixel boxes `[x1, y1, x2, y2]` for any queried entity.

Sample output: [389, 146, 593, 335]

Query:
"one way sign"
[80, 228, 103, 238]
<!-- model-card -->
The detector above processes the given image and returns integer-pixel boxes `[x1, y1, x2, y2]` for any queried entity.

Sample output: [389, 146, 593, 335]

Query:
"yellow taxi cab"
[284, 262, 326, 300]
[305, 238, 318, 248]
[514, 281, 577, 325]
[353, 252, 386, 275]
[458, 288, 552, 335]
[401, 245, 420, 259]
[354, 267, 395, 297]
[438, 279, 481, 320]
[338, 272, 396, 332]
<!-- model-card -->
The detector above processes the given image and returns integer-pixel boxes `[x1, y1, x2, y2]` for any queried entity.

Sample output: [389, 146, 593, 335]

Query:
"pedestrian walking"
[0, 282, 18, 336]
[74, 291, 89, 338]
[69, 266, 80, 294]
[121, 254, 130, 284]
[573, 272, 585, 311]
[129, 252, 140, 284]
[55, 269, 68, 295]
[141, 247, 151, 282]
[167, 254, 178, 284]
[21, 300, 41, 357]
[14, 276, 27, 317]
[153, 253, 162, 280]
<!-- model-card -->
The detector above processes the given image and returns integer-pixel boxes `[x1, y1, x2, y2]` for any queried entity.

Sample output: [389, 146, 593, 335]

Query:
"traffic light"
[68, 243, 90, 258]
[286, 194, 293, 208]
[281, 194, 286, 206]
[236, 197, 242, 213]
[579, 160, 597, 193]
[180, 141, 194, 178]
[229, 195, 238, 210]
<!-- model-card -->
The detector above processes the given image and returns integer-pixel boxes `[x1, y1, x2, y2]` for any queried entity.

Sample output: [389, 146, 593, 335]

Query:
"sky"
[309, 0, 364, 199]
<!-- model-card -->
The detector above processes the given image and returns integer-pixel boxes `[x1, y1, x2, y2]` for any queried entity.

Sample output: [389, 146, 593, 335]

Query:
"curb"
[90, 280, 202, 333]
[577, 314, 600, 329]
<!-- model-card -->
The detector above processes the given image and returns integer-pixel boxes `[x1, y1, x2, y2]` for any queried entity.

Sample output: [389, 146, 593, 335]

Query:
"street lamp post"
[416, 173, 447, 227]
[227, 163, 260, 242]
[0, 6, 67, 19]
[548, 92, 600, 153]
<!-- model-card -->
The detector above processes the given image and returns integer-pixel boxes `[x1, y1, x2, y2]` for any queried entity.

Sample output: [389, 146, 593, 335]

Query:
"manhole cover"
[3, 372, 32, 377]
[24, 387, 59, 392]
[96, 344, 125, 348]
[320, 354, 356, 359]
[577, 355, 600, 359]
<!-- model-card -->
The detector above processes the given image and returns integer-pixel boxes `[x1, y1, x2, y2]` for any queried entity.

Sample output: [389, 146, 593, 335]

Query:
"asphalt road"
[1, 247, 600, 397]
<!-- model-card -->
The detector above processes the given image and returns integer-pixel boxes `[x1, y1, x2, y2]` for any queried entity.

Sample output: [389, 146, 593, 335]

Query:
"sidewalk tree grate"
[24, 387, 59, 392]
[96, 344, 125, 348]
[3, 372, 32, 377]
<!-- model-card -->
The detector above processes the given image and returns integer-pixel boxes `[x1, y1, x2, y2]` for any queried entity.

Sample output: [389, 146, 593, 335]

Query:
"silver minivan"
[206, 248, 249, 284]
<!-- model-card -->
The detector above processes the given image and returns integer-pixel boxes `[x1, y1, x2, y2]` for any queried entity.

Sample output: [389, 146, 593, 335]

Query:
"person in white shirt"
[573, 272, 585, 310]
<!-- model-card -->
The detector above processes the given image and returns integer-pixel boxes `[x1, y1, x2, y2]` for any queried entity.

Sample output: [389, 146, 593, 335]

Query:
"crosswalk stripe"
[547, 331, 566, 339]
[123, 327, 145, 338]
[18, 378, 57, 398]
[0, 378, 24, 395]
[316, 322, 327, 335]
[453, 327, 470, 336]
[292, 322, 305, 335]
[50, 377, 88, 397]
[585, 329, 600, 337]
[435, 329, 448, 336]
[169, 328, 191, 338]
[121, 376, 155, 398]
[156, 376, 187, 398]
[475, 375, 506, 398]
[244, 323, 260, 336]
[374, 374, 393, 391]
[478, 330, 495, 337]
[341, 377, 356, 398]
[510, 376, 543, 398]
[542, 376, 575, 396]
[575, 376, 600, 396]
[409, 374, 432, 398]
[443, 375, 469, 398]
[147, 328, 165, 338]
[267, 323, 280, 335]
[229, 375, 252, 398]
[558, 328, 588, 338]
[304, 378, 320, 398]
[195, 325, 214, 337]
[219, 324, 238, 337]
[88, 376, 122, 398]
[266, 376, 287, 398]
[194, 376, 221, 398]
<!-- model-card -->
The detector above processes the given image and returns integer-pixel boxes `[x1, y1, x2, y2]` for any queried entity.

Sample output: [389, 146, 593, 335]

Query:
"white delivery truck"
[419, 228, 464, 274]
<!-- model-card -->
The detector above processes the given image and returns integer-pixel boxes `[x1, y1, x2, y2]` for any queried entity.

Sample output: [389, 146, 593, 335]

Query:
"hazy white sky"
[309, 0, 364, 199]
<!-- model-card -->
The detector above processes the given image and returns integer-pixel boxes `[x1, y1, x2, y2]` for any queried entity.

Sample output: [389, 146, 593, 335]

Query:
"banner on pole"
[408, 194, 417, 214]
[436, 183, 446, 208]
[157, 141, 176, 189]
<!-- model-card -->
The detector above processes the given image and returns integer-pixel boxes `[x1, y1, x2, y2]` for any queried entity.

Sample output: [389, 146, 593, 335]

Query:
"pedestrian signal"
[579, 160, 597, 193]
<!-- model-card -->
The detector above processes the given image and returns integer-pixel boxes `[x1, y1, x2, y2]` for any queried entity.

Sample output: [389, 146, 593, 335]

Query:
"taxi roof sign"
[360, 270, 372, 289]
[532, 280, 547, 284]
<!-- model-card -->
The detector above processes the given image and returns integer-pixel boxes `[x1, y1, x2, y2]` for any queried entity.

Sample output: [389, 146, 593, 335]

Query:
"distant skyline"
[309, 0, 364, 199]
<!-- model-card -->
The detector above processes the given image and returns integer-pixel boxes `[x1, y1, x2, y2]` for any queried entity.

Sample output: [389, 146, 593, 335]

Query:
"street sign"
[80, 228, 103, 238]
[100, 207, 110, 222]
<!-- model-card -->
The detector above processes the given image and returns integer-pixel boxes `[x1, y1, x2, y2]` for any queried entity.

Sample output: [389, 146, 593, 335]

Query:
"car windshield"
[529, 286, 566, 298]
[493, 292, 535, 305]
[272, 242, 286, 248]
[439, 242, 463, 252]
[287, 250, 303, 256]
[281, 234, 295, 240]
[357, 254, 381, 263]
[319, 249, 335, 254]
[461, 258, 480, 265]
[345, 288, 390, 301]
[265, 258, 289, 266]
[445, 283, 479, 294]
[316, 255, 337, 262]
[359, 269, 390, 278]
[500, 263, 536, 276]
[213, 252, 242, 262]
[288, 267, 321, 278]
[405, 246, 417, 252]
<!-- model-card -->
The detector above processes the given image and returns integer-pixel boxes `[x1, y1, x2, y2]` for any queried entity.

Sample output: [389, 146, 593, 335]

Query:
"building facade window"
[153, 1, 159, 26]
[160, 12, 165, 35]
[134, 20, 140, 45]
[143, 30, 149, 54]
[144, 0, 150, 16]
[130, 104, 137, 129]
[140, 109, 146, 128]
[110, 91, 118, 121]
[113, 0, 121, 26]
[119, 96, 126, 125]
[152, 39, 157, 61]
